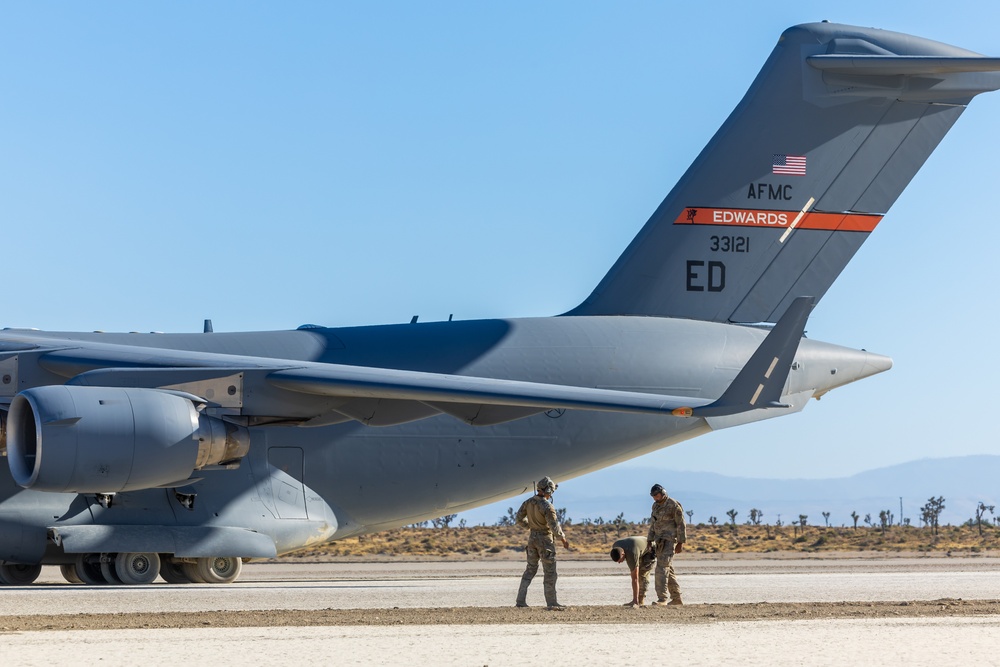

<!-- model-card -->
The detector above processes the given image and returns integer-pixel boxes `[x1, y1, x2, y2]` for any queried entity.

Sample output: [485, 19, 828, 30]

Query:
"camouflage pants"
[516, 531, 559, 606]
[653, 538, 681, 602]
[637, 549, 656, 600]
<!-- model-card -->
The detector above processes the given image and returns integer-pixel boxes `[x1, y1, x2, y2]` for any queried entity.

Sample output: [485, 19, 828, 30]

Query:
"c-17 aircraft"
[1, 21, 999, 586]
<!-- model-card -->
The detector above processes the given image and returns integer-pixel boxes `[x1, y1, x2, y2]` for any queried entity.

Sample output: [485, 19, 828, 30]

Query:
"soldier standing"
[646, 483, 686, 606]
[514, 476, 569, 610]
[610, 535, 655, 607]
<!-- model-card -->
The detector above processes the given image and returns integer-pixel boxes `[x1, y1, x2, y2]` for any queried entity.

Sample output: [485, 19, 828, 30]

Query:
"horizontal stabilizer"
[807, 55, 1000, 76]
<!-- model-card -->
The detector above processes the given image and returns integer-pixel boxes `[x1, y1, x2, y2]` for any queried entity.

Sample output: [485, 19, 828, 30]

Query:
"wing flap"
[265, 365, 709, 419]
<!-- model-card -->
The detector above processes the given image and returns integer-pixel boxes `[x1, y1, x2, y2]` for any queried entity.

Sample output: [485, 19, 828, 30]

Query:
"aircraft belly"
[277, 410, 705, 536]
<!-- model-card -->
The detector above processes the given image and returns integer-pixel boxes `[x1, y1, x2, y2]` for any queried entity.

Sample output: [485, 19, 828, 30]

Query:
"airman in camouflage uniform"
[610, 535, 656, 607]
[514, 476, 569, 610]
[646, 483, 686, 606]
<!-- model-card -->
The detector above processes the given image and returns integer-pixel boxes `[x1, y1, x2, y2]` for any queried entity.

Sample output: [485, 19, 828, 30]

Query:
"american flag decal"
[772, 154, 806, 176]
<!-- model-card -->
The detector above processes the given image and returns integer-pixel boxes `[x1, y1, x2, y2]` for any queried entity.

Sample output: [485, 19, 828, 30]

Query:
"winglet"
[691, 296, 814, 418]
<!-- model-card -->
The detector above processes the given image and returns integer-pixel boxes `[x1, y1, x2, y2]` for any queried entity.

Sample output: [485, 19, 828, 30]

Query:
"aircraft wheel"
[115, 552, 161, 585]
[100, 554, 123, 584]
[182, 561, 207, 584]
[74, 554, 107, 585]
[60, 563, 84, 584]
[159, 557, 194, 584]
[0, 562, 42, 585]
[193, 556, 243, 584]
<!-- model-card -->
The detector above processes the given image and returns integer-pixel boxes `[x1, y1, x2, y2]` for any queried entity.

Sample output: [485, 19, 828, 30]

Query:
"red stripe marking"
[674, 207, 882, 232]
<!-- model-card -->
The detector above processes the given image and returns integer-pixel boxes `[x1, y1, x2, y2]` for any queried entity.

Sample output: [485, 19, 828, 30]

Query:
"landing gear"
[183, 556, 243, 584]
[0, 562, 42, 585]
[158, 556, 193, 584]
[60, 553, 245, 584]
[60, 563, 84, 584]
[100, 555, 123, 584]
[115, 552, 161, 585]
[73, 553, 106, 585]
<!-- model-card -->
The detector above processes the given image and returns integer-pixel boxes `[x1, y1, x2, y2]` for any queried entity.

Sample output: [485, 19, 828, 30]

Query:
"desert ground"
[3, 555, 1000, 666]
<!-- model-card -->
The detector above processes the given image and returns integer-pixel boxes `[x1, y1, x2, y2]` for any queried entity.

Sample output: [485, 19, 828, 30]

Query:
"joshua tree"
[822, 511, 831, 528]
[850, 511, 860, 530]
[556, 508, 571, 526]
[798, 514, 808, 533]
[749, 508, 763, 526]
[497, 507, 517, 527]
[878, 510, 890, 536]
[975, 502, 995, 537]
[613, 512, 627, 539]
[726, 509, 739, 534]
[921, 496, 946, 536]
[864, 513, 872, 529]
[686, 509, 694, 525]
[708, 516, 718, 527]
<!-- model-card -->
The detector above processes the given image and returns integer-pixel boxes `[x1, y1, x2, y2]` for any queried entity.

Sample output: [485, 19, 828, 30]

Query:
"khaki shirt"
[612, 536, 649, 570]
[646, 495, 686, 545]
[516, 495, 565, 539]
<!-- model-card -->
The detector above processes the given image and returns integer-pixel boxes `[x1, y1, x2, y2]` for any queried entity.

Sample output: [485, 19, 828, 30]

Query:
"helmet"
[537, 476, 557, 494]
[650, 484, 665, 497]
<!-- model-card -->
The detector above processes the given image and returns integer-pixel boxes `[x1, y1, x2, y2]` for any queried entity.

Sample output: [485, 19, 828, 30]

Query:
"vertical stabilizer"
[568, 22, 1000, 323]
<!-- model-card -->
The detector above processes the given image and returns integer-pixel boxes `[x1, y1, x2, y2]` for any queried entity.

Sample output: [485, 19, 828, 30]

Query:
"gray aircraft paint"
[0, 22, 996, 584]
[569, 23, 1000, 323]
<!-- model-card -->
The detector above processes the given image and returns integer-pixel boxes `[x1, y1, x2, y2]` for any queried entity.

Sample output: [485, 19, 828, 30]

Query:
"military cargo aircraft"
[2, 21, 999, 585]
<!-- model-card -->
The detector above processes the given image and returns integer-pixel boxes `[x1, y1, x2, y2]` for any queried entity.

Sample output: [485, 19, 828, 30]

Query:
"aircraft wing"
[264, 363, 714, 425]
[267, 297, 813, 425]
[51, 351, 717, 427]
[1, 298, 811, 427]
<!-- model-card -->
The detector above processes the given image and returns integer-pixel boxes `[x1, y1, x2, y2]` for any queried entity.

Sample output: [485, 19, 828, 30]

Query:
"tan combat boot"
[667, 597, 683, 606]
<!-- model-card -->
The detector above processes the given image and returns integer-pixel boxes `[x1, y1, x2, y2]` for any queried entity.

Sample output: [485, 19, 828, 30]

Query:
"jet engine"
[6, 385, 249, 493]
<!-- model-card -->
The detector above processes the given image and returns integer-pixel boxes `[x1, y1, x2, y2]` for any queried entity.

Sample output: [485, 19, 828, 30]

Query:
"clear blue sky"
[2, 3, 998, 480]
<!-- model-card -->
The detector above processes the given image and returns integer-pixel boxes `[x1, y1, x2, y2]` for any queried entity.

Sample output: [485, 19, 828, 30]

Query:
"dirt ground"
[3, 599, 998, 633]
[288, 523, 1000, 559]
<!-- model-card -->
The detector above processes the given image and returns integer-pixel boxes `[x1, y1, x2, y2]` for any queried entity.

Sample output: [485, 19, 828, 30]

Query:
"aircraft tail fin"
[567, 23, 1000, 324]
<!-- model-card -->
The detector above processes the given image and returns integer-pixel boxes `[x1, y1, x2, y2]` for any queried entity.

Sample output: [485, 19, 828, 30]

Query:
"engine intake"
[7, 385, 249, 493]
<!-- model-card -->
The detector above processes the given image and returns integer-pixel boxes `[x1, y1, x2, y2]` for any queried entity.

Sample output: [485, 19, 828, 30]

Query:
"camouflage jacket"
[646, 495, 686, 545]
[516, 495, 565, 539]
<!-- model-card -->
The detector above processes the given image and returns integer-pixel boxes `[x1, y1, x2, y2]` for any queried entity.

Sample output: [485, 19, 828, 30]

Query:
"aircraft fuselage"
[0, 314, 886, 560]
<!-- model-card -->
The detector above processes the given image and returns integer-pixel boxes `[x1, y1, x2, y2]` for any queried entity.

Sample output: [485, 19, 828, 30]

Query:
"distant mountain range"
[455, 455, 1000, 529]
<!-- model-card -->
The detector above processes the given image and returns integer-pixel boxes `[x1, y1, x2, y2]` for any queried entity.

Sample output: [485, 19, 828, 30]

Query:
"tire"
[100, 555, 123, 584]
[0, 562, 42, 585]
[60, 563, 84, 584]
[74, 554, 107, 585]
[194, 556, 243, 584]
[182, 561, 207, 584]
[115, 552, 161, 585]
[158, 557, 194, 584]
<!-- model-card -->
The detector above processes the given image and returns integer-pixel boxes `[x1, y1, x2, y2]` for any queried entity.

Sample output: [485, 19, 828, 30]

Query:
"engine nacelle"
[7, 385, 249, 493]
